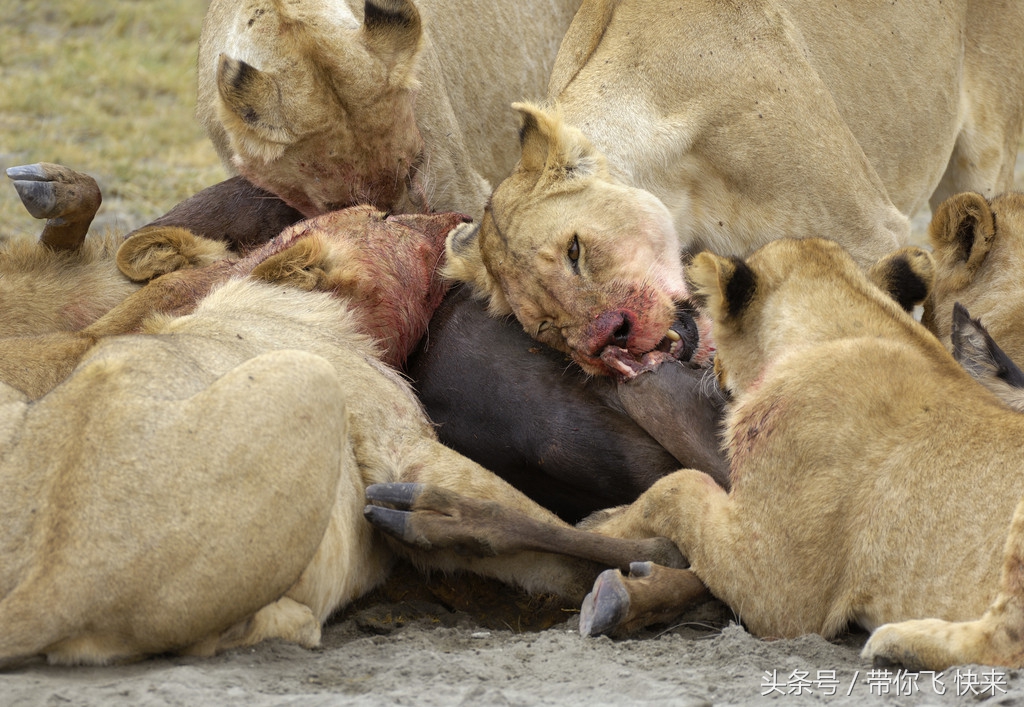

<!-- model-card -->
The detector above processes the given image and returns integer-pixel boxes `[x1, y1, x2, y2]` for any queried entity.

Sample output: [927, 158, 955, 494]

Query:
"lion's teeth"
[665, 329, 681, 342]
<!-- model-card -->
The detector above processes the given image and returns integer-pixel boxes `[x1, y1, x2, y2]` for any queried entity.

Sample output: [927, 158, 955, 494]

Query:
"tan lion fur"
[114, 225, 234, 282]
[578, 238, 1024, 669]
[0, 231, 138, 337]
[446, 0, 1024, 372]
[0, 224, 229, 340]
[0, 274, 603, 666]
[196, 0, 581, 218]
[924, 192, 1024, 363]
[1, 163, 232, 340]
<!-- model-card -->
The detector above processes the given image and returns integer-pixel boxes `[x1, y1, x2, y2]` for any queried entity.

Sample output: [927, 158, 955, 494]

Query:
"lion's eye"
[567, 234, 580, 269]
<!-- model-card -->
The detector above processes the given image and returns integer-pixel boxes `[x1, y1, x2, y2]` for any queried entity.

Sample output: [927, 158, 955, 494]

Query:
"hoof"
[579, 569, 631, 637]
[363, 505, 412, 540]
[5, 163, 50, 182]
[6, 163, 101, 226]
[9, 177, 59, 220]
[628, 561, 653, 577]
[365, 482, 425, 508]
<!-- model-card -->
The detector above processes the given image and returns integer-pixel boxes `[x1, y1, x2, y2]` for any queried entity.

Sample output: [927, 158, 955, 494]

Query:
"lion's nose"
[587, 310, 635, 354]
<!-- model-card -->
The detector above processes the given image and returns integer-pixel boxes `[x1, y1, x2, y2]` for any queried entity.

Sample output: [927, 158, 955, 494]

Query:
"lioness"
[446, 0, 1024, 375]
[197, 0, 581, 217]
[536, 237, 1024, 669]
[0, 202, 684, 666]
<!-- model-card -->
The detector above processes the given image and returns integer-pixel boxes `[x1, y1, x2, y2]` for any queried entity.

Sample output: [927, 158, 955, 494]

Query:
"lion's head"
[445, 102, 705, 377]
[202, 0, 426, 217]
[923, 191, 1024, 362]
[688, 238, 936, 397]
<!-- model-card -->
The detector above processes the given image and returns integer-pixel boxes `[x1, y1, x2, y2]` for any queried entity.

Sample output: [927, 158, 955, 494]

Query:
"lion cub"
[580, 237, 1024, 669]
[924, 192, 1024, 362]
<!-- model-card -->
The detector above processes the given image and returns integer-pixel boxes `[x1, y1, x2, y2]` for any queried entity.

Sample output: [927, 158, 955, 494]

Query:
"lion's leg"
[580, 469, 731, 551]
[929, 11, 1024, 211]
[577, 469, 839, 638]
[863, 495, 1024, 670]
[0, 350, 346, 666]
[198, 410, 396, 656]
[280, 440, 395, 626]
[6, 163, 101, 251]
[187, 597, 322, 656]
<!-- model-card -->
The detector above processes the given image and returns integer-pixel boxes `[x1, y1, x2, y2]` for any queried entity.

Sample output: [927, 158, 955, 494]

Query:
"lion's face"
[688, 238, 936, 396]
[210, 1, 426, 217]
[225, 91, 425, 219]
[446, 103, 703, 377]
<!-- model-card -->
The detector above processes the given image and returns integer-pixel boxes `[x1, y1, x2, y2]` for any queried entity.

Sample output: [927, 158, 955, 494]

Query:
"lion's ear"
[116, 226, 230, 282]
[360, 0, 422, 75]
[443, 220, 512, 315]
[951, 302, 1024, 387]
[250, 236, 329, 291]
[512, 102, 602, 179]
[928, 192, 996, 290]
[216, 55, 295, 157]
[687, 252, 757, 323]
[867, 246, 935, 312]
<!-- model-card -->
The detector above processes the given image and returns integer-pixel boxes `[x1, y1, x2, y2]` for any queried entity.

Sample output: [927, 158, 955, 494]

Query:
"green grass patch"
[0, 0, 226, 240]
[0, 2, 1021, 244]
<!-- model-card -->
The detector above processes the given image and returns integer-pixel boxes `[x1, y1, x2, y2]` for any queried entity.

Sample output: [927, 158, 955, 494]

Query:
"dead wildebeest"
[3, 164, 728, 521]
[406, 284, 728, 522]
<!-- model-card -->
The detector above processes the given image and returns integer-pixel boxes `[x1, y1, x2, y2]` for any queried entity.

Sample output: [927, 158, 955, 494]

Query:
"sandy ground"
[2, 71, 1023, 707]
[3, 588, 1021, 707]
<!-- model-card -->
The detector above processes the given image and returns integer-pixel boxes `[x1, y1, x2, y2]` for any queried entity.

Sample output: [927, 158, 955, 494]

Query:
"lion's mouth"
[592, 303, 703, 380]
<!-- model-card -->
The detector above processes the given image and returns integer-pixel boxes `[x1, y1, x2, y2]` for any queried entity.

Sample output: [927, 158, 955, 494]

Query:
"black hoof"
[6, 164, 50, 182]
[365, 482, 425, 508]
[579, 569, 631, 637]
[10, 179, 59, 220]
[363, 504, 413, 542]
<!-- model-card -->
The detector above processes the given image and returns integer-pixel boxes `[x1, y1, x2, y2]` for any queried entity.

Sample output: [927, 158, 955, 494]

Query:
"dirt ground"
[3, 588, 1022, 707]
[4, 4, 1024, 706]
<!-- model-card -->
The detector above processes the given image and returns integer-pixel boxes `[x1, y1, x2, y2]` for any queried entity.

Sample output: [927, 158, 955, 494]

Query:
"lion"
[370, 237, 1024, 668]
[923, 192, 1024, 363]
[196, 0, 581, 218]
[564, 237, 1024, 669]
[0, 192, 686, 666]
[445, 0, 1024, 376]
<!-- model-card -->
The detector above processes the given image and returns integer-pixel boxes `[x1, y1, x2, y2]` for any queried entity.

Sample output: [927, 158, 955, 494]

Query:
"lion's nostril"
[612, 317, 631, 348]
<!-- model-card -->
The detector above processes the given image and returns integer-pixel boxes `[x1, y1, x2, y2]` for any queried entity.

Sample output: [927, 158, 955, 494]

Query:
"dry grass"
[0, 0, 226, 240]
